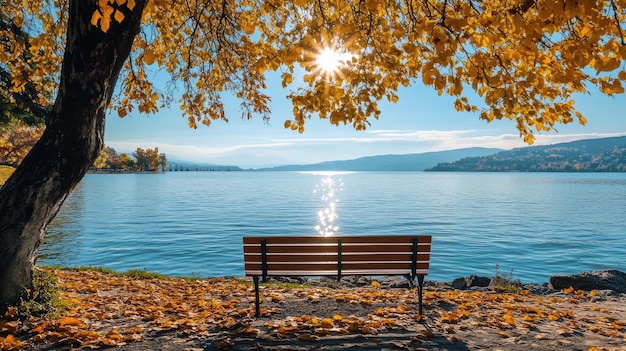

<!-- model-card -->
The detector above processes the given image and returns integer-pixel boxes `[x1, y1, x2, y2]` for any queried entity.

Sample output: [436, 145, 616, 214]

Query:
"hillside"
[257, 147, 502, 171]
[426, 136, 626, 172]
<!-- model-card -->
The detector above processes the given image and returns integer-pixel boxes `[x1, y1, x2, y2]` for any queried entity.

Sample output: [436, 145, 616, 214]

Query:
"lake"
[40, 171, 626, 284]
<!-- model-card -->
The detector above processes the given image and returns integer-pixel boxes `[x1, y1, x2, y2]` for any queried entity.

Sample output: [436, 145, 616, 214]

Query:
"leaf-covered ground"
[1, 268, 625, 350]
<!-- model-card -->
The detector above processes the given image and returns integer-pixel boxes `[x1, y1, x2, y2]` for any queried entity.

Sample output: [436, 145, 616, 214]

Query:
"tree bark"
[0, 0, 147, 310]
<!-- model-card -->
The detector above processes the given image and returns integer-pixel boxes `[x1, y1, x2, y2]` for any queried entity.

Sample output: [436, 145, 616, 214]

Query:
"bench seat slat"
[245, 262, 430, 271]
[245, 269, 430, 276]
[243, 253, 430, 262]
[243, 235, 431, 245]
[244, 244, 431, 254]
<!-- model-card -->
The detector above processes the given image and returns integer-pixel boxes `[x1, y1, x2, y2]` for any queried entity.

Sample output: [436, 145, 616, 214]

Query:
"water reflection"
[39, 183, 84, 264]
[313, 173, 343, 236]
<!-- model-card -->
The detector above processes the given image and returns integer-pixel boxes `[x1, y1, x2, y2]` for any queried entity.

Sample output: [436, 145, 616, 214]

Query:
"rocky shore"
[274, 268, 626, 296]
[4, 268, 625, 351]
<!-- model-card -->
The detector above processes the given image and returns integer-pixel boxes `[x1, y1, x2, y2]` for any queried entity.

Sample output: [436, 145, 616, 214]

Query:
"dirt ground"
[7, 270, 626, 351]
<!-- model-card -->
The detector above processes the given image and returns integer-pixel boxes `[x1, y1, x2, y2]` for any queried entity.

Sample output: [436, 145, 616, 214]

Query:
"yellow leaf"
[365, 0, 380, 12]
[503, 314, 515, 325]
[580, 25, 592, 37]
[90, 11, 103, 27]
[144, 49, 156, 65]
[101, 17, 111, 32]
[113, 9, 125, 23]
[101, 337, 117, 346]
[522, 315, 534, 322]
[243, 24, 255, 35]
[371, 281, 381, 288]
[321, 318, 334, 329]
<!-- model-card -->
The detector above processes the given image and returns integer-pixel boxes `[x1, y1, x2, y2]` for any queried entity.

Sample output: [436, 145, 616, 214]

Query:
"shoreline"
[2, 268, 624, 350]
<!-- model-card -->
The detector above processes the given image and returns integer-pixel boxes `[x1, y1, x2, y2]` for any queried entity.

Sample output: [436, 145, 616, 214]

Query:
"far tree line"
[92, 146, 167, 172]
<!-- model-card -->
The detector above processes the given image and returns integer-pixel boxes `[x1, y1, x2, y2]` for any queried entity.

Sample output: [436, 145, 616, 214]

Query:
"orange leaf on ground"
[101, 338, 117, 346]
[0, 320, 19, 333]
[320, 318, 334, 329]
[503, 314, 515, 325]
[1, 334, 26, 349]
[30, 324, 47, 334]
[58, 317, 82, 327]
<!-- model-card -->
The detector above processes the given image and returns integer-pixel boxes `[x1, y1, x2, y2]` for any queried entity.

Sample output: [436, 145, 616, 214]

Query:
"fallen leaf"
[297, 333, 320, 341]
[59, 317, 83, 327]
[321, 318, 334, 329]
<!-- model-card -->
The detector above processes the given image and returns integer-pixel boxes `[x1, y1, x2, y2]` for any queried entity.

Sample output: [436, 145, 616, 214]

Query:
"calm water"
[41, 171, 626, 283]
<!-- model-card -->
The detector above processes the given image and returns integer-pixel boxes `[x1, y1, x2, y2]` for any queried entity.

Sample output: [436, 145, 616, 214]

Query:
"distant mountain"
[426, 136, 626, 172]
[256, 147, 502, 171]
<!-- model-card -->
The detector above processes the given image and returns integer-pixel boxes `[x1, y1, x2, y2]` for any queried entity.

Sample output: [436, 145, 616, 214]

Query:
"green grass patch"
[63, 265, 117, 275]
[16, 267, 66, 320]
[0, 165, 16, 185]
[491, 264, 522, 293]
[122, 269, 166, 279]
[46, 265, 202, 281]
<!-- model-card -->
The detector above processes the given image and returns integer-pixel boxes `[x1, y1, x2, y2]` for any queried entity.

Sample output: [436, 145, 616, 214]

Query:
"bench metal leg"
[417, 275, 425, 315]
[405, 274, 414, 289]
[253, 276, 260, 318]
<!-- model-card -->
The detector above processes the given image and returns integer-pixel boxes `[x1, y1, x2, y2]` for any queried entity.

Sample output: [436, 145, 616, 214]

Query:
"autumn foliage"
[0, 124, 44, 166]
[3, 0, 625, 144]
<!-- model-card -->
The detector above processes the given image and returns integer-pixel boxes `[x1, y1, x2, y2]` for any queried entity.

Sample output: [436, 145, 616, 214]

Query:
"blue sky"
[105, 72, 626, 168]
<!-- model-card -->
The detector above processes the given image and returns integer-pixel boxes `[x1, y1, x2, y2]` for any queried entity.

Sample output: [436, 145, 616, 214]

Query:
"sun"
[315, 47, 352, 75]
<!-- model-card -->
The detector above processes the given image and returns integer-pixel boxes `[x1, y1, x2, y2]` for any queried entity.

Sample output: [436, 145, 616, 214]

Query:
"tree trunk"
[0, 0, 147, 310]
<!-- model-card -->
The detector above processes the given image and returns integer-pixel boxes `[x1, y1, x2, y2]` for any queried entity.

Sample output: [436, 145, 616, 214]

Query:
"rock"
[466, 274, 491, 288]
[451, 277, 467, 290]
[270, 276, 308, 284]
[451, 274, 491, 290]
[522, 283, 553, 295]
[356, 276, 372, 286]
[379, 276, 411, 289]
[548, 269, 626, 293]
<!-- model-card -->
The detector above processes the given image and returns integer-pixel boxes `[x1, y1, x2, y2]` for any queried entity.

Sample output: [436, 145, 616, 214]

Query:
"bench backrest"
[243, 235, 431, 280]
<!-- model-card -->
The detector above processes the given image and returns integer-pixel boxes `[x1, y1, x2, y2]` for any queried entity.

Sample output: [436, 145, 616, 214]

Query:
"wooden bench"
[243, 235, 432, 317]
